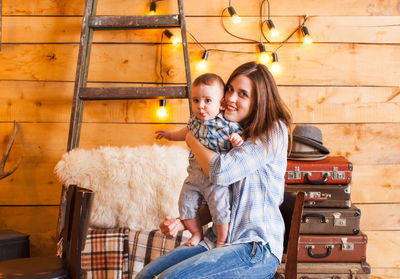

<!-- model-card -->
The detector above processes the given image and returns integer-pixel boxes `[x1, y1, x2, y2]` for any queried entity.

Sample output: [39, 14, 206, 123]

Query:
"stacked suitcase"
[277, 156, 371, 278]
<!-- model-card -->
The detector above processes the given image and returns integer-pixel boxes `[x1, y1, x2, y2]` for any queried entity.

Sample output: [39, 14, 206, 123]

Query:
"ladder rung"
[80, 86, 188, 100]
[88, 15, 180, 30]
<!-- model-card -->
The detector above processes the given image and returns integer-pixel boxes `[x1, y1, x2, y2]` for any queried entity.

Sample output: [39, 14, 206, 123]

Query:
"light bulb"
[303, 35, 312, 44]
[157, 99, 167, 119]
[302, 26, 312, 44]
[270, 62, 280, 74]
[197, 60, 208, 71]
[267, 20, 279, 38]
[149, 1, 156, 15]
[270, 52, 280, 74]
[232, 14, 242, 24]
[197, 50, 209, 71]
[228, 6, 242, 24]
[260, 52, 271, 64]
[258, 43, 270, 64]
[270, 27, 279, 37]
[163, 30, 181, 45]
[171, 36, 181, 45]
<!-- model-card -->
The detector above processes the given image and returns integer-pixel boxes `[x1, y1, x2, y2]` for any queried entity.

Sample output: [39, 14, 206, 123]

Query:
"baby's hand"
[155, 130, 171, 140]
[229, 133, 243, 147]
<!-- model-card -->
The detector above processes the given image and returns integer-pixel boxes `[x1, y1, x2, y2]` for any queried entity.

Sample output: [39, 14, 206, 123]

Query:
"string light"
[157, 99, 167, 119]
[266, 19, 279, 38]
[197, 50, 209, 71]
[163, 30, 181, 45]
[228, 6, 242, 24]
[270, 52, 280, 74]
[258, 43, 271, 64]
[153, 1, 314, 76]
[149, 0, 156, 15]
[301, 26, 312, 44]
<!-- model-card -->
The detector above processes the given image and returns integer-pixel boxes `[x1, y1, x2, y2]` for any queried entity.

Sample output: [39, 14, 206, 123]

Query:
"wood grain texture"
[367, 231, 400, 268]
[1, 44, 400, 86]
[351, 165, 400, 203]
[0, 206, 59, 257]
[357, 204, 400, 231]
[1, 0, 400, 273]
[2, 122, 399, 165]
[3, 81, 398, 123]
[371, 268, 400, 279]
[5, 0, 400, 16]
[3, 16, 400, 44]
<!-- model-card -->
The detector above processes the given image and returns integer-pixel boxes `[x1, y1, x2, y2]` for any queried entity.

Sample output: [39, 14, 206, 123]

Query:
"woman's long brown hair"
[225, 61, 292, 148]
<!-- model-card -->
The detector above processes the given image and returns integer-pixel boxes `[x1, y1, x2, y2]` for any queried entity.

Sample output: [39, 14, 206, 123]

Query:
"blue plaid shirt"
[188, 113, 242, 156]
[204, 122, 287, 262]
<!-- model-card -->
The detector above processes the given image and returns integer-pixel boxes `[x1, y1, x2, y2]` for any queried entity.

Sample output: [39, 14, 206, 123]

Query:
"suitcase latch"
[333, 212, 346, 226]
[287, 166, 301, 180]
[332, 167, 346, 180]
[341, 237, 354, 250]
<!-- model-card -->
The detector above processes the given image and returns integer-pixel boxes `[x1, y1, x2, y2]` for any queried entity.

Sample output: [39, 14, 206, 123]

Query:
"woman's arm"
[185, 131, 217, 177]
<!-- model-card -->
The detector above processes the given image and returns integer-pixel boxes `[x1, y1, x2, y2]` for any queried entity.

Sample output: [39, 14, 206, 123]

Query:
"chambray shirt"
[188, 113, 242, 156]
[202, 122, 287, 262]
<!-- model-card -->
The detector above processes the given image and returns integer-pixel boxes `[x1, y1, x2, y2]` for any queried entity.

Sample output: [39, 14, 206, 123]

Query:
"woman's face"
[224, 74, 254, 123]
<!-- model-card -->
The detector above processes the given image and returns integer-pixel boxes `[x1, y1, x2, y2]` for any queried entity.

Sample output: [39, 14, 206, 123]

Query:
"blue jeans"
[135, 242, 279, 279]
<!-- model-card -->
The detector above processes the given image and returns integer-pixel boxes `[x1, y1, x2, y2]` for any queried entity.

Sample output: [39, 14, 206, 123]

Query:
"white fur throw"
[54, 145, 189, 230]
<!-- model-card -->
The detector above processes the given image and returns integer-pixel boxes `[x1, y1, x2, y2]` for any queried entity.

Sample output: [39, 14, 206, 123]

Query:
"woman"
[136, 61, 292, 279]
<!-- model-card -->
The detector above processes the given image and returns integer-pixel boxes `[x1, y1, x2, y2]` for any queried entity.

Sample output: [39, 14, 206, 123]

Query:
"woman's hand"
[159, 216, 185, 238]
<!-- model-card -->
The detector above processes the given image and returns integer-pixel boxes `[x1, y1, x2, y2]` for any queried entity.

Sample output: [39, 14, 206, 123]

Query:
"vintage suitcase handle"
[304, 196, 328, 201]
[306, 245, 333, 259]
[300, 276, 341, 279]
[304, 172, 329, 184]
[302, 213, 328, 223]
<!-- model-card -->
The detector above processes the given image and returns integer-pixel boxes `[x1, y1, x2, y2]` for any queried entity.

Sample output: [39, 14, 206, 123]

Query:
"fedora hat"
[288, 140, 328, 161]
[288, 125, 330, 160]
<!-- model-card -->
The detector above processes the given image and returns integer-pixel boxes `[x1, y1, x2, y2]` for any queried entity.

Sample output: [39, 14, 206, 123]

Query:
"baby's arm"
[155, 127, 189, 141]
[229, 132, 244, 147]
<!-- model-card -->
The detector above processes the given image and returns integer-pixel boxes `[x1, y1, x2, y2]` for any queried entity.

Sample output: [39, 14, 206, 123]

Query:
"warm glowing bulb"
[259, 52, 271, 64]
[157, 106, 167, 119]
[270, 27, 279, 38]
[171, 36, 181, 45]
[303, 35, 312, 44]
[149, 1, 156, 15]
[197, 60, 208, 71]
[232, 14, 241, 24]
[270, 62, 280, 74]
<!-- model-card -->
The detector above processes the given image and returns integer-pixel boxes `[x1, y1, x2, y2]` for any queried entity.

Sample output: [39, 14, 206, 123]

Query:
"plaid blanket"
[82, 228, 188, 278]
[128, 229, 188, 276]
[82, 228, 130, 279]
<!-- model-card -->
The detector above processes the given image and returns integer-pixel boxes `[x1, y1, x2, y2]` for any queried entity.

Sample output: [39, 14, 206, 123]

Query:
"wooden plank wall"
[1, 0, 399, 277]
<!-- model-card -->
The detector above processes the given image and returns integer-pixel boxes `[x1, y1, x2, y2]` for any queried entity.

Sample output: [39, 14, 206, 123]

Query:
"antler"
[0, 121, 23, 180]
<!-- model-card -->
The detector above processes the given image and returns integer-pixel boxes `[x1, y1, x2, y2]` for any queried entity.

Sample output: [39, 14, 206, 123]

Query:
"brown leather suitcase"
[300, 205, 361, 235]
[275, 262, 371, 279]
[286, 156, 352, 185]
[297, 233, 367, 262]
[285, 184, 351, 208]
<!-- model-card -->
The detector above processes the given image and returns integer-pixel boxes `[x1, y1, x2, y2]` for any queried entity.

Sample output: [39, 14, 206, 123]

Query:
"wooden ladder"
[57, 0, 192, 244]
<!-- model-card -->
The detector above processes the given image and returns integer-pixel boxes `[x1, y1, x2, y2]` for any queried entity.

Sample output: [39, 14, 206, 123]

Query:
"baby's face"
[191, 83, 224, 121]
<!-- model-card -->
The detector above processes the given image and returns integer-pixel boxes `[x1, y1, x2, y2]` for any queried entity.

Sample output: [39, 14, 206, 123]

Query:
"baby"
[156, 73, 243, 248]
